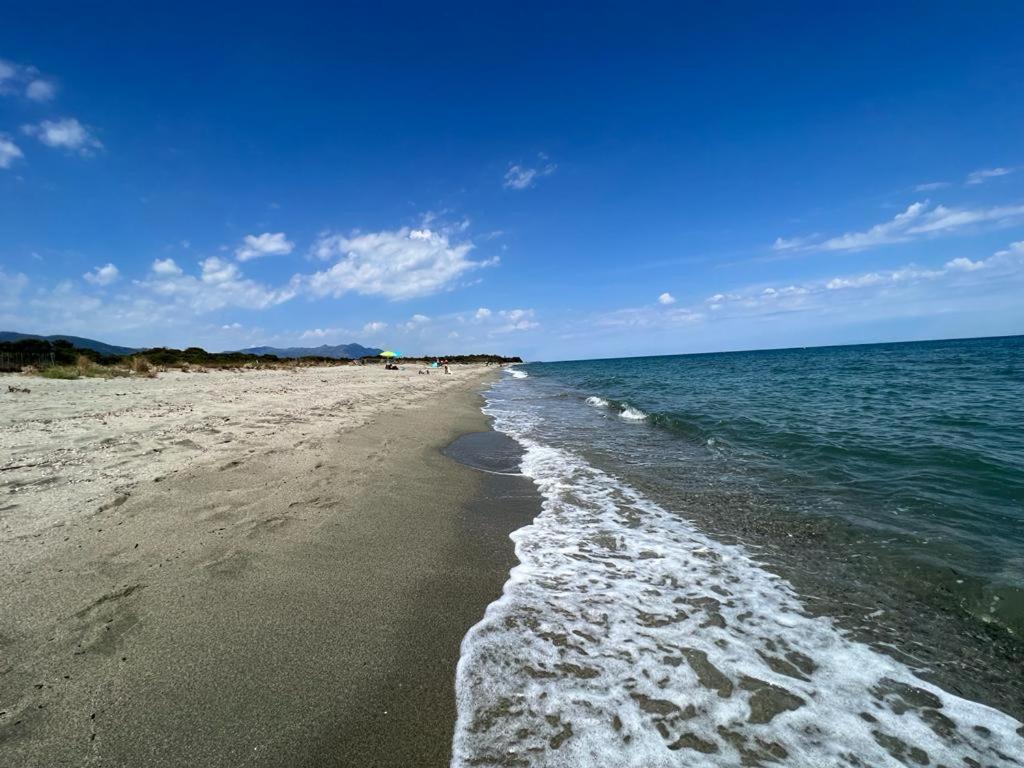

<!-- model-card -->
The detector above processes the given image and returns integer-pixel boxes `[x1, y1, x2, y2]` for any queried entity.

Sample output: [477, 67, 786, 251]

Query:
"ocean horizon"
[529, 332, 1024, 365]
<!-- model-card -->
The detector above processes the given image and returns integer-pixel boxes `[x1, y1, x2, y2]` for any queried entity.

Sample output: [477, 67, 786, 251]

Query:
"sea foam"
[509, 369, 529, 379]
[618, 403, 647, 421]
[452, 391, 1024, 767]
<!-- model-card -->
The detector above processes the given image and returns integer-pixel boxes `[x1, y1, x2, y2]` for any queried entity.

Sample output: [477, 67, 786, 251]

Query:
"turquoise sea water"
[530, 335, 1024, 599]
[452, 336, 1024, 767]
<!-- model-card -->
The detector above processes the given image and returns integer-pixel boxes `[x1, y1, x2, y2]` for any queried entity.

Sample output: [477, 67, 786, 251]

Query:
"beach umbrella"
[381, 350, 397, 358]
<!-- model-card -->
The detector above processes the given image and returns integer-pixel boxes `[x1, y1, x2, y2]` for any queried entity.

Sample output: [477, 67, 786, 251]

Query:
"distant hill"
[239, 343, 383, 359]
[0, 331, 139, 357]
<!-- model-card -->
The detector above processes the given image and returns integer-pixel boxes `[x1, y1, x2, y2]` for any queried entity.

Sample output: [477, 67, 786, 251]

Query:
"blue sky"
[2, 2, 1023, 360]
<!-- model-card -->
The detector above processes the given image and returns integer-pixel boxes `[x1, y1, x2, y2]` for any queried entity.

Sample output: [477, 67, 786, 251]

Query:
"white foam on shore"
[509, 369, 529, 379]
[585, 396, 610, 408]
[452, 390, 1024, 767]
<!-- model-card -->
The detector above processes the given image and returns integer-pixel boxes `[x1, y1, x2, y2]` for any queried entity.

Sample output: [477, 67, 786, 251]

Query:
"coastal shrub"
[129, 356, 156, 377]
[75, 354, 117, 377]
[39, 366, 80, 379]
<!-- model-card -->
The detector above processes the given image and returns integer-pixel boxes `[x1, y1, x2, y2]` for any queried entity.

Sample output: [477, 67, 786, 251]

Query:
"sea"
[452, 335, 1024, 767]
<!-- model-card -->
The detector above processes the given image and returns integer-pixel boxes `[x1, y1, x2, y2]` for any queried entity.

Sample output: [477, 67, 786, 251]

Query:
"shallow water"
[453, 338, 1024, 766]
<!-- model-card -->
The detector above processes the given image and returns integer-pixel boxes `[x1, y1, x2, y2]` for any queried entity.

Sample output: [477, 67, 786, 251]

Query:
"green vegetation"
[37, 366, 82, 380]
[0, 337, 522, 379]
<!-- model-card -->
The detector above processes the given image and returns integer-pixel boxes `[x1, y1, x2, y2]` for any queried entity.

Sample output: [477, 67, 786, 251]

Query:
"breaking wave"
[452, 389, 1024, 768]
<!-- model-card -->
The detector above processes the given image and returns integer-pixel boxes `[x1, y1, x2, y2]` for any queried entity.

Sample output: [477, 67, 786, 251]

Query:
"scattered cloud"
[474, 307, 492, 319]
[0, 136, 23, 168]
[399, 313, 433, 331]
[0, 58, 56, 101]
[83, 263, 120, 286]
[812, 202, 927, 251]
[151, 258, 183, 277]
[495, 308, 538, 332]
[221, 322, 242, 331]
[773, 201, 1024, 253]
[307, 226, 496, 300]
[915, 181, 950, 192]
[362, 321, 387, 334]
[966, 167, 1013, 186]
[503, 155, 557, 190]
[708, 241, 1024, 317]
[235, 231, 294, 262]
[142, 255, 299, 312]
[25, 79, 56, 102]
[658, 292, 676, 305]
[908, 203, 1024, 234]
[299, 327, 331, 339]
[0, 60, 14, 87]
[22, 118, 102, 155]
[772, 235, 818, 251]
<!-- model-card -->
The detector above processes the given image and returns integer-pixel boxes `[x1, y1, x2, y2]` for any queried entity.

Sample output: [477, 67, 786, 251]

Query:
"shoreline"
[1, 367, 539, 766]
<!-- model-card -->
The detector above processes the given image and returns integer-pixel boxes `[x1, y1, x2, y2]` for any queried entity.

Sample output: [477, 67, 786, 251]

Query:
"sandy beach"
[0, 365, 537, 766]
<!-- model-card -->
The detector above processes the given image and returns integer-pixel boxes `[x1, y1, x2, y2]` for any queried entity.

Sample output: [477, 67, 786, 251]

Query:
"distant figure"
[443, 363, 450, 374]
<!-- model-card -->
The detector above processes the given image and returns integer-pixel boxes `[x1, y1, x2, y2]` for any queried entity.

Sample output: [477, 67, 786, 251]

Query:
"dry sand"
[0, 365, 537, 766]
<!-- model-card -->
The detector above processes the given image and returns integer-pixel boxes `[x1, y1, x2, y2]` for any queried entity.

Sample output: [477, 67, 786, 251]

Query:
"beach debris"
[7, 385, 31, 394]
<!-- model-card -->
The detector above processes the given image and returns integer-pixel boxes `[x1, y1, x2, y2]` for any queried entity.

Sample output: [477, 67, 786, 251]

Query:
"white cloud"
[200, 256, 240, 284]
[83, 263, 119, 286]
[0, 58, 56, 101]
[141, 256, 299, 312]
[704, 242, 1024, 317]
[300, 328, 330, 339]
[503, 157, 557, 190]
[907, 203, 1024, 234]
[474, 307, 492, 319]
[816, 202, 927, 251]
[362, 321, 387, 334]
[151, 258, 183, 277]
[400, 313, 433, 331]
[966, 167, 1012, 186]
[772, 235, 817, 251]
[22, 118, 102, 155]
[0, 136, 23, 168]
[658, 292, 676, 305]
[0, 60, 15, 86]
[495, 308, 539, 332]
[235, 232, 294, 262]
[221, 322, 242, 330]
[915, 181, 950, 192]
[945, 256, 985, 272]
[307, 226, 495, 300]
[826, 273, 888, 290]
[774, 201, 1024, 253]
[25, 79, 56, 102]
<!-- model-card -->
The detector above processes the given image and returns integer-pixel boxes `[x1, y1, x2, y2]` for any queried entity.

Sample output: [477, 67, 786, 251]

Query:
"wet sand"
[0, 367, 538, 766]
